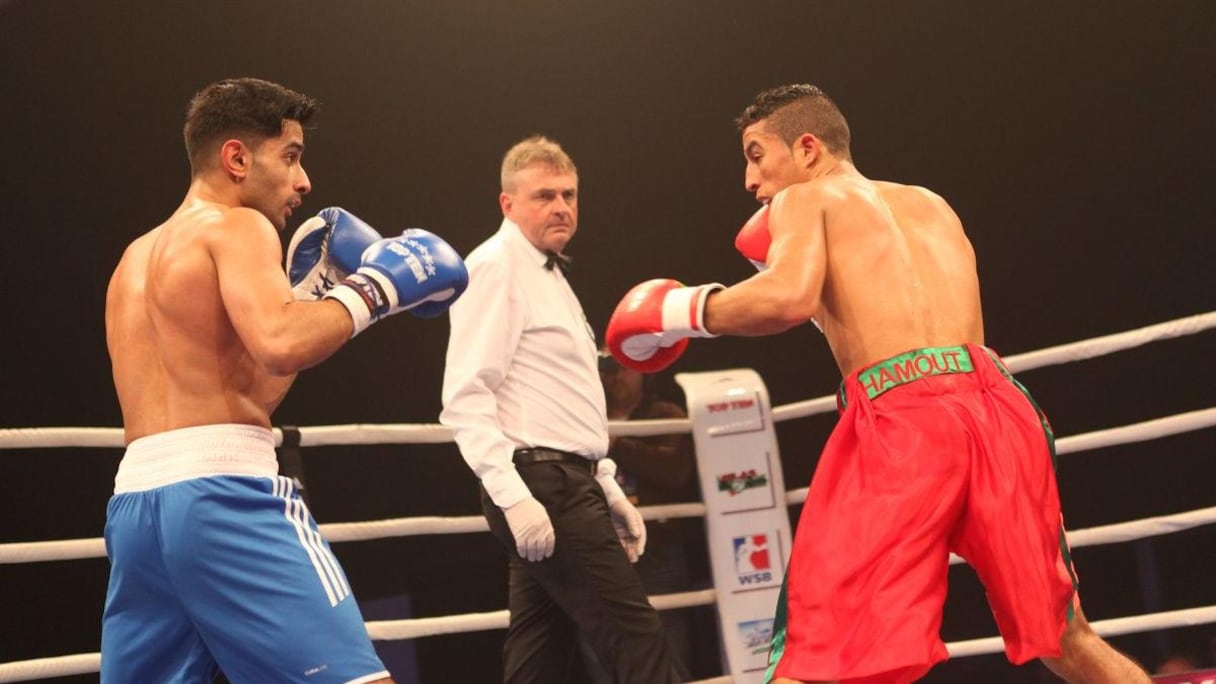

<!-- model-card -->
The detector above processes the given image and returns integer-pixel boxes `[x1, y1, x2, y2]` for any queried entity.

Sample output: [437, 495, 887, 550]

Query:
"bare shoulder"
[123, 228, 160, 259]
[213, 206, 274, 234]
[203, 206, 281, 252]
[873, 179, 940, 197]
[106, 228, 160, 320]
[779, 176, 901, 217]
[766, 180, 853, 235]
[870, 181, 962, 235]
[778, 177, 854, 207]
[111, 228, 159, 281]
[874, 180, 954, 212]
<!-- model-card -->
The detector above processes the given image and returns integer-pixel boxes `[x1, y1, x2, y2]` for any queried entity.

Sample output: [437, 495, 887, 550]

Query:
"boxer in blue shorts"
[103, 425, 386, 682]
[102, 78, 467, 682]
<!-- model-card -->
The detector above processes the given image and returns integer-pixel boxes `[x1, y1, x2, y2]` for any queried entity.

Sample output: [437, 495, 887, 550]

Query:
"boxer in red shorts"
[605, 84, 1151, 683]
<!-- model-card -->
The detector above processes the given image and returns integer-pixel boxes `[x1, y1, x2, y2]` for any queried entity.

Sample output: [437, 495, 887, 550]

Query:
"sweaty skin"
[703, 123, 984, 376]
[105, 121, 352, 443]
[718, 116, 1150, 684]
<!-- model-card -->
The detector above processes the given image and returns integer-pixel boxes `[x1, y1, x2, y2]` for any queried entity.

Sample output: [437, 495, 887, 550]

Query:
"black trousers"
[481, 459, 679, 684]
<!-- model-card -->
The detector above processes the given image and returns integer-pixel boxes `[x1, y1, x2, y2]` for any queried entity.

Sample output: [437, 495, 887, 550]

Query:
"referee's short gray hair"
[501, 136, 577, 192]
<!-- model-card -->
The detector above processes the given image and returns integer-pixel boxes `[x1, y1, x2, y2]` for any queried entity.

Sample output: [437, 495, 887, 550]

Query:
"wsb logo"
[732, 534, 773, 586]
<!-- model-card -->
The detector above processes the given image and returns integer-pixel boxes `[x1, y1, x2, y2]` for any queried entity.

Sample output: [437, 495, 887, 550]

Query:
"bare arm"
[704, 185, 827, 336]
[211, 208, 355, 375]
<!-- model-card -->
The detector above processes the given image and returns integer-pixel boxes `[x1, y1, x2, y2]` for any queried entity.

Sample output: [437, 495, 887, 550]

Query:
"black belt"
[513, 447, 597, 475]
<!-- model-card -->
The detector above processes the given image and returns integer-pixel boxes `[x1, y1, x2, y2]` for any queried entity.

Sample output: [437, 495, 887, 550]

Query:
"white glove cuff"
[596, 470, 628, 506]
[324, 268, 402, 338]
[661, 283, 725, 338]
[324, 283, 372, 337]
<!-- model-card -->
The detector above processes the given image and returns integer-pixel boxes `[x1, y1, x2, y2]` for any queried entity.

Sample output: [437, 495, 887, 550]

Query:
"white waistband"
[114, 424, 278, 494]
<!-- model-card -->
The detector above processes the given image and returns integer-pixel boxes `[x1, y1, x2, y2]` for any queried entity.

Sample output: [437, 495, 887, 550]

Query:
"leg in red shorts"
[950, 346, 1077, 664]
[765, 345, 1076, 683]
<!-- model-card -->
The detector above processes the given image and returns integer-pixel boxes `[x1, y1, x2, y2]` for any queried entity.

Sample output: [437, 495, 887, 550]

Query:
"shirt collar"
[499, 217, 553, 269]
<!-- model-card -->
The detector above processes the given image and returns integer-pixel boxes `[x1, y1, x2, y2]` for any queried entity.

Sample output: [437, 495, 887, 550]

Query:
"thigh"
[951, 382, 1077, 664]
[161, 476, 387, 684]
[528, 464, 675, 682]
[102, 491, 219, 684]
[526, 464, 657, 627]
[482, 484, 580, 682]
[774, 397, 967, 681]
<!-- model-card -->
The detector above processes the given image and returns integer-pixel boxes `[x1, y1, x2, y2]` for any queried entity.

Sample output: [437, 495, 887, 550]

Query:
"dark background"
[2, 1, 1213, 682]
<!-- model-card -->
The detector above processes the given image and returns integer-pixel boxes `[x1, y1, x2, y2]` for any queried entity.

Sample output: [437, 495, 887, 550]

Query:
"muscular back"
[105, 202, 294, 443]
[817, 177, 984, 375]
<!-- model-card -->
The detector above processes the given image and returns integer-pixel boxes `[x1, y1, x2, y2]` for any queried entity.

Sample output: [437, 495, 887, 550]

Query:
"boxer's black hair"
[184, 77, 319, 175]
[736, 84, 851, 160]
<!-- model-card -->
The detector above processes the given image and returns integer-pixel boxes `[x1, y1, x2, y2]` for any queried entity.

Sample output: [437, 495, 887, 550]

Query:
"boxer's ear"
[793, 133, 821, 169]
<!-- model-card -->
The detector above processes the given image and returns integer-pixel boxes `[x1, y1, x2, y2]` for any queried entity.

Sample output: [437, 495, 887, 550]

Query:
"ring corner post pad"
[675, 368, 793, 682]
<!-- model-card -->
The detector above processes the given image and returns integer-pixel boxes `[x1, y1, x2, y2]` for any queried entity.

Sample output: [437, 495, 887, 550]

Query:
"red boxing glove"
[606, 279, 724, 373]
[734, 204, 771, 272]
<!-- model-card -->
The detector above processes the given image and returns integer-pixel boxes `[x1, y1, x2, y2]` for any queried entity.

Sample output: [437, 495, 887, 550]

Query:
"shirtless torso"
[807, 175, 984, 375]
[106, 202, 296, 443]
[715, 86, 1151, 684]
[101, 81, 398, 684]
[708, 131, 984, 378]
[105, 118, 356, 445]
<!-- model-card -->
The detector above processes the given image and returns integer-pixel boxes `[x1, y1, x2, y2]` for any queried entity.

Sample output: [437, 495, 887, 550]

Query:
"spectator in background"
[1154, 652, 1201, 675]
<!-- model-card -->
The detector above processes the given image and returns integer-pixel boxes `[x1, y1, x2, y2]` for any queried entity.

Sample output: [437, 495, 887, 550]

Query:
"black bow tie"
[544, 250, 573, 274]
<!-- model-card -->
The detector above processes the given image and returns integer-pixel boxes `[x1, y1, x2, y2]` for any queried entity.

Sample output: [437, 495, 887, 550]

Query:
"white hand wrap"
[659, 283, 725, 339]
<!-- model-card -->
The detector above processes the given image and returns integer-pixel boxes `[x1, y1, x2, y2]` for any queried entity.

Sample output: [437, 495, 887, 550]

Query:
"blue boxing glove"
[324, 229, 469, 336]
[286, 207, 383, 300]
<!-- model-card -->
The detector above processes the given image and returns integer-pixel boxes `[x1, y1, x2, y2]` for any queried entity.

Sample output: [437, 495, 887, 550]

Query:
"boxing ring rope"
[5, 407, 1215, 566]
[1, 311, 1214, 683]
[4, 310, 1212, 451]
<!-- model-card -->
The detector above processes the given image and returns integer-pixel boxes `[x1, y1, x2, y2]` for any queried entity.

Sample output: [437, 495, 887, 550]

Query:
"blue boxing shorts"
[101, 424, 388, 684]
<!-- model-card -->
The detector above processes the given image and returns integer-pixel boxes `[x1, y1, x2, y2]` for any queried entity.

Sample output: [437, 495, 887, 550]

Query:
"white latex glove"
[503, 496, 555, 562]
[609, 498, 647, 563]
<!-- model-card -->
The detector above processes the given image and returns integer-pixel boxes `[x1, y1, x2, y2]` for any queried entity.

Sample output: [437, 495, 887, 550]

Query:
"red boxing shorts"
[765, 344, 1078, 684]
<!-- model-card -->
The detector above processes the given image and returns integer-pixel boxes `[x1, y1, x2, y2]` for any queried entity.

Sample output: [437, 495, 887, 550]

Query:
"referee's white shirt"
[440, 219, 626, 509]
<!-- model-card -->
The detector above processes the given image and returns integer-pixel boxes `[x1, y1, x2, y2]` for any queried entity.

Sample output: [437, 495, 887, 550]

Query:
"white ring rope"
[946, 605, 1216, 659]
[0, 312, 1212, 683]
[772, 311, 1216, 422]
[0, 655, 101, 684]
[3, 312, 1212, 451]
[780, 406, 1216, 506]
[363, 590, 723, 642]
[3, 408, 1213, 565]
[1054, 407, 1216, 455]
[7, 499, 1216, 568]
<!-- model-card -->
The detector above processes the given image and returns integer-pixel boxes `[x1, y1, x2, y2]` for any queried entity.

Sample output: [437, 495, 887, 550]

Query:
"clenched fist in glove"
[503, 496, 556, 562]
[286, 207, 383, 300]
[605, 279, 724, 373]
[735, 204, 823, 332]
[325, 229, 469, 336]
[735, 204, 771, 272]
